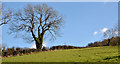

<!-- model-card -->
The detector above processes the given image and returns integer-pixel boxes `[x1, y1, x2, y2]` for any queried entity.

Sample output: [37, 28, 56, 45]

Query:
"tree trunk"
[107, 39, 110, 46]
[31, 29, 43, 50]
[35, 37, 43, 50]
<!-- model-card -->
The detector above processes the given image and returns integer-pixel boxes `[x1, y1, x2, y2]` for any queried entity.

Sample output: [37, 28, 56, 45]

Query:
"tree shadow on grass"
[103, 56, 120, 60]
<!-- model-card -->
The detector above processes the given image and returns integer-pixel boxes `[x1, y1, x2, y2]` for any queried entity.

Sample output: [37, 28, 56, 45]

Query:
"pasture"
[2, 46, 118, 62]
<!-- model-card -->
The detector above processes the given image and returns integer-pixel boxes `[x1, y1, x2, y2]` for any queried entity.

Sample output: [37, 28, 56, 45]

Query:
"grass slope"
[2, 46, 118, 62]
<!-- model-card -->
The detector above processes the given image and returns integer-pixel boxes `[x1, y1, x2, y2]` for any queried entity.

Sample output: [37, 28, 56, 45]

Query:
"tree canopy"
[1, 4, 64, 49]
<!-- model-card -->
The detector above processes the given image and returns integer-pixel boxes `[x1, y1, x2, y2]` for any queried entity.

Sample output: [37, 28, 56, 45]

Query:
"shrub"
[13, 51, 17, 56]
[30, 49, 36, 52]
[2, 51, 8, 57]
[7, 47, 15, 56]
[42, 47, 48, 51]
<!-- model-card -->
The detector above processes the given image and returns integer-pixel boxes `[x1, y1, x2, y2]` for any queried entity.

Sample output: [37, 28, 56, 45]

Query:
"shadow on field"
[103, 56, 120, 60]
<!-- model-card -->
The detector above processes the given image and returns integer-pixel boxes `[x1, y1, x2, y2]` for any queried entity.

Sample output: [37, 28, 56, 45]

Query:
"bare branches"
[0, 9, 13, 26]
[5, 3, 63, 42]
[104, 24, 119, 39]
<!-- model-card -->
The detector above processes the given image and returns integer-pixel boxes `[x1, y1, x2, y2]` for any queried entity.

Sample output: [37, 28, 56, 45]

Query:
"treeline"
[86, 36, 120, 47]
[1, 36, 120, 57]
[1, 47, 48, 57]
[49, 45, 85, 50]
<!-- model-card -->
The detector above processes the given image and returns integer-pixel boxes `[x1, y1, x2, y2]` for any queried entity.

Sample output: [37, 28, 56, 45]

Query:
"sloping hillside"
[2, 46, 118, 62]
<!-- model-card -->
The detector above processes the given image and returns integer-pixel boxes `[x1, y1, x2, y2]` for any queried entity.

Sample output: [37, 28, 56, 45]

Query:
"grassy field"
[2, 46, 118, 62]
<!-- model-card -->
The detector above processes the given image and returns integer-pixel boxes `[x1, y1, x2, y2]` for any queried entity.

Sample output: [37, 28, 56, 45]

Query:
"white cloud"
[30, 41, 47, 49]
[115, 31, 118, 34]
[42, 41, 47, 47]
[31, 44, 36, 49]
[101, 28, 108, 33]
[93, 31, 98, 35]
[93, 27, 109, 36]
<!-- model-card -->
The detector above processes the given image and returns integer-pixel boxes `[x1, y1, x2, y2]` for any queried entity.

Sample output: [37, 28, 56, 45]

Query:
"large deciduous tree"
[4, 4, 63, 50]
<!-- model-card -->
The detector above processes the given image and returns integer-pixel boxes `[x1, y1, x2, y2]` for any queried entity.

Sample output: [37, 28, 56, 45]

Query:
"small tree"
[3, 4, 63, 50]
[104, 25, 119, 46]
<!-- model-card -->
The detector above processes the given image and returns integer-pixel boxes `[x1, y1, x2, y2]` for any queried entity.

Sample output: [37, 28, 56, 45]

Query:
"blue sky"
[2, 2, 117, 48]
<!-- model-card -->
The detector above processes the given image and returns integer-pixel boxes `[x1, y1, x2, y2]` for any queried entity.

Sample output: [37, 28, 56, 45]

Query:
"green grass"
[2, 46, 119, 62]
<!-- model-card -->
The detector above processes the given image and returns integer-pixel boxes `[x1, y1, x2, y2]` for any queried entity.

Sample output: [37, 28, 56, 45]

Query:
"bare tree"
[104, 24, 119, 46]
[8, 4, 63, 50]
